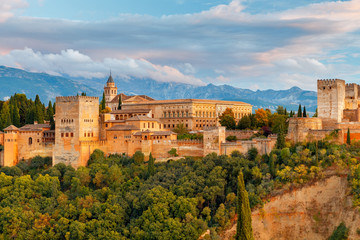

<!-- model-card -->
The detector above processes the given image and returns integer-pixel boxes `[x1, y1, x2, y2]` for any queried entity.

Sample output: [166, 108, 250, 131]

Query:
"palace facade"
[0, 75, 276, 168]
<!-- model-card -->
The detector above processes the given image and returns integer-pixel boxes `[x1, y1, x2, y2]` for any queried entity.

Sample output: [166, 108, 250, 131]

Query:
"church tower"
[104, 73, 118, 103]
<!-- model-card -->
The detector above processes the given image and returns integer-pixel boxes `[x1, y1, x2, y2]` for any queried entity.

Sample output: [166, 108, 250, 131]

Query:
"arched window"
[28, 137, 32, 145]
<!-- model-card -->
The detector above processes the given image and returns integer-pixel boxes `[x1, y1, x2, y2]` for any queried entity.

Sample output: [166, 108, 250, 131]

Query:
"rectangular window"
[71, 133, 74, 137]
[61, 133, 64, 137]
[66, 133, 69, 137]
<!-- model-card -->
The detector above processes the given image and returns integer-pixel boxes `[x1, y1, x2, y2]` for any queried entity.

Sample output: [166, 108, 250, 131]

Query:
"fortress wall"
[288, 117, 323, 143]
[225, 130, 257, 140]
[221, 137, 277, 156]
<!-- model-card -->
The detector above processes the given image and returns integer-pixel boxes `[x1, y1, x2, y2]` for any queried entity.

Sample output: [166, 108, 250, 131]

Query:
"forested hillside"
[1, 136, 360, 239]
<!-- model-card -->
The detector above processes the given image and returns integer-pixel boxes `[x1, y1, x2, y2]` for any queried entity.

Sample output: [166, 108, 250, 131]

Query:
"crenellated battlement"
[345, 83, 358, 88]
[56, 96, 99, 102]
[317, 79, 344, 87]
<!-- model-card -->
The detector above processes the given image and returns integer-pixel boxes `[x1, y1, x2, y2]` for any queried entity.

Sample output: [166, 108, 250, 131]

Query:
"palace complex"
[288, 79, 360, 143]
[0, 75, 277, 168]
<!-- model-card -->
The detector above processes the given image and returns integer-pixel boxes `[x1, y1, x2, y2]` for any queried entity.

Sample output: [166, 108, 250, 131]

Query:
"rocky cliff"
[224, 174, 360, 239]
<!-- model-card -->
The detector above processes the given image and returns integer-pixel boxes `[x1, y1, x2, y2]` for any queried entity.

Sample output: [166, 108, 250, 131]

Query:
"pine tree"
[347, 128, 351, 145]
[297, 104, 302, 117]
[236, 171, 254, 240]
[148, 153, 155, 177]
[289, 110, 294, 118]
[118, 95, 122, 110]
[0, 102, 12, 130]
[101, 92, 106, 110]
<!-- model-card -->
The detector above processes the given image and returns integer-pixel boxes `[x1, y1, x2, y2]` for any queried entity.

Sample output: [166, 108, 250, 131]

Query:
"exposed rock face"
[223, 175, 360, 239]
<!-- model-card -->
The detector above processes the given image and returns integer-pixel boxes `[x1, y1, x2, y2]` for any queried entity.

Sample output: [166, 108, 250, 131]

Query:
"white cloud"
[0, 0, 27, 23]
[0, 48, 206, 85]
[1, 0, 360, 90]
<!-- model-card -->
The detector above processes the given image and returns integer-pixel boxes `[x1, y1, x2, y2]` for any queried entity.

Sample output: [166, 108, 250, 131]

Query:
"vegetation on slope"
[1, 136, 360, 239]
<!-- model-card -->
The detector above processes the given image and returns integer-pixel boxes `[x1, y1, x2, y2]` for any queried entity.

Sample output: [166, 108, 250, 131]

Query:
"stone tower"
[3, 125, 19, 166]
[104, 73, 117, 103]
[317, 79, 345, 123]
[53, 96, 99, 168]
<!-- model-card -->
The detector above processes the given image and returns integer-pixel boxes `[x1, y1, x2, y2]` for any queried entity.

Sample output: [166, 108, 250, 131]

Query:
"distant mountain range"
[0, 66, 317, 112]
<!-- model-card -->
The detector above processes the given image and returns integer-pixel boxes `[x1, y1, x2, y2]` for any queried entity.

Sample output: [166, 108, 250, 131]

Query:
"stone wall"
[221, 137, 277, 156]
[287, 117, 323, 143]
[225, 130, 257, 140]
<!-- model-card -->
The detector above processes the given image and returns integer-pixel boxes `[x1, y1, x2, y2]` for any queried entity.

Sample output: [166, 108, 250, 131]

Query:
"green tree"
[0, 102, 11, 130]
[303, 106, 307, 117]
[276, 106, 285, 115]
[219, 108, 236, 130]
[329, 222, 349, 240]
[313, 108, 318, 117]
[269, 153, 276, 178]
[297, 104, 302, 117]
[236, 171, 254, 240]
[118, 95, 122, 110]
[12, 103, 20, 127]
[133, 151, 144, 165]
[148, 153, 155, 177]
[100, 92, 106, 110]
[289, 110, 294, 118]
[276, 122, 286, 149]
[237, 115, 251, 130]
[47, 101, 55, 130]
[347, 128, 351, 145]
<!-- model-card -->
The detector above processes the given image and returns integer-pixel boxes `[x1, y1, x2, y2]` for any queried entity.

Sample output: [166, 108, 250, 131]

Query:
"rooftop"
[107, 124, 139, 131]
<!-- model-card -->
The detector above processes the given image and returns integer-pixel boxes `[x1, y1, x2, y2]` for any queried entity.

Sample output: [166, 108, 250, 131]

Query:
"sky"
[0, 0, 360, 90]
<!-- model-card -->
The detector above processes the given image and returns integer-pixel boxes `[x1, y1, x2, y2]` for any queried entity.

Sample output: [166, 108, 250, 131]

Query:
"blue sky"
[0, 0, 359, 90]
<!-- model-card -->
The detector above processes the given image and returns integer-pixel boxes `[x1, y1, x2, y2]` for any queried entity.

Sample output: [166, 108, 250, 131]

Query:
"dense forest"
[1, 133, 360, 239]
[0, 93, 55, 130]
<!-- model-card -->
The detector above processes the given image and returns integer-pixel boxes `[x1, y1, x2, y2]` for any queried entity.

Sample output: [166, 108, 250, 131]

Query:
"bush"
[226, 135, 237, 142]
[329, 222, 349, 240]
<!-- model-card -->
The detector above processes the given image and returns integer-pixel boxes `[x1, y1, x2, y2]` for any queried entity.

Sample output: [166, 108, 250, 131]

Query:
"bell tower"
[104, 72, 118, 103]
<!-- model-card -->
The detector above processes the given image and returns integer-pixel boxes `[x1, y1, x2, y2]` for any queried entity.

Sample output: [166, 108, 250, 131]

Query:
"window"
[152, 123, 154, 128]
[61, 133, 64, 138]
[28, 137, 32, 145]
[71, 133, 74, 137]
[66, 133, 69, 137]
[114, 135, 117, 139]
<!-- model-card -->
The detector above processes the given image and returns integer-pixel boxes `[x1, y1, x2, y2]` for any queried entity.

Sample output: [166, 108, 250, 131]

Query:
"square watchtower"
[53, 96, 99, 167]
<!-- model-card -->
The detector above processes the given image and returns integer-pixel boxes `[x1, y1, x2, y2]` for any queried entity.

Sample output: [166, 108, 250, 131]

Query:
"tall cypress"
[276, 123, 285, 149]
[0, 102, 11, 130]
[101, 92, 106, 110]
[303, 106, 307, 117]
[47, 101, 55, 130]
[347, 128, 351, 145]
[118, 95, 122, 110]
[297, 104, 302, 117]
[269, 153, 276, 178]
[236, 171, 254, 240]
[315, 141, 319, 166]
[313, 108, 318, 117]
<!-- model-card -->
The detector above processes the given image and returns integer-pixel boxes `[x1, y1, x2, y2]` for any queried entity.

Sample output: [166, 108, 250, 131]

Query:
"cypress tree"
[289, 110, 294, 118]
[347, 128, 351, 145]
[12, 104, 20, 127]
[313, 108, 318, 117]
[276, 123, 285, 149]
[101, 92, 106, 110]
[297, 104, 302, 117]
[148, 153, 155, 177]
[284, 108, 288, 116]
[303, 106, 307, 117]
[47, 101, 55, 130]
[118, 95, 122, 110]
[269, 153, 276, 178]
[236, 171, 254, 240]
[315, 141, 319, 166]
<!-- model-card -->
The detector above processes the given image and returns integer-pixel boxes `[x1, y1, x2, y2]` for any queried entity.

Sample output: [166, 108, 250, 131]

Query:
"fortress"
[0, 75, 277, 168]
[288, 79, 360, 143]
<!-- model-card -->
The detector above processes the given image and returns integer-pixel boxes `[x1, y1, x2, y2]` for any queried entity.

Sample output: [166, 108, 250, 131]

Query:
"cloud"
[0, 48, 206, 85]
[0, 0, 27, 23]
[1, 0, 360, 90]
